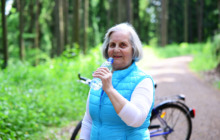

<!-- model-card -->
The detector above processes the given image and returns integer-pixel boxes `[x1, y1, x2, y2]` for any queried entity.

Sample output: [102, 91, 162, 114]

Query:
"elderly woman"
[80, 23, 155, 140]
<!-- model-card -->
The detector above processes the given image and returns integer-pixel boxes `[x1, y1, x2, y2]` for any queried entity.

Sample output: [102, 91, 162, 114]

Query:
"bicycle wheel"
[70, 120, 82, 140]
[150, 103, 192, 140]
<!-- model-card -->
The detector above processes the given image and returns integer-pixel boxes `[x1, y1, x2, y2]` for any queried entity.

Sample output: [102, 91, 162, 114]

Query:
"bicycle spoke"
[150, 104, 192, 140]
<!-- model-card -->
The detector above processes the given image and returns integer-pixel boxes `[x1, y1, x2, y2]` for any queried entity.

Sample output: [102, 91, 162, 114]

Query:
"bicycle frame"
[150, 128, 173, 137]
[149, 101, 175, 137]
[150, 112, 173, 137]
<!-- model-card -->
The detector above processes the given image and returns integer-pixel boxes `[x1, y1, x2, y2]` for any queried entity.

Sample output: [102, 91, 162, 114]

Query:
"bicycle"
[70, 74, 195, 140]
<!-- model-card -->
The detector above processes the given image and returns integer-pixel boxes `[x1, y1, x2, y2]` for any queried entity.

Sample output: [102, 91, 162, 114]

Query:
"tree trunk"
[63, 0, 69, 48]
[184, 0, 188, 42]
[107, 0, 111, 28]
[17, 0, 25, 60]
[133, 0, 140, 33]
[54, 0, 59, 56]
[73, 0, 80, 48]
[218, 0, 220, 29]
[188, 1, 193, 43]
[59, 0, 64, 55]
[34, 0, 40, 65]
[197, 0, 204, 42]
[161, 0, 168, 46]
[110, 0, 118, 25]
[54, 0, 64, 56]
[155, 1, 161, 46]
[35, 0, 40, 49]
[117, 0, 122, 23]
[126, 0, 132, 24]
[1, 0, 8, 69]
[83, 0, 89, 54]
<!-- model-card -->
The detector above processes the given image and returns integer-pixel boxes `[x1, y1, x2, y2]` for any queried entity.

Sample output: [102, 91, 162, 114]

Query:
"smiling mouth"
[113, 56, 122, 58]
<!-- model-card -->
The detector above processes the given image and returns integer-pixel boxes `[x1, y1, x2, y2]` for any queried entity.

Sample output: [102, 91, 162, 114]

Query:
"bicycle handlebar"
[77, 73, 187, 103]
[78, 73, 158, 88]
[78, 73, 88, 81]
[78, 73, 91, 85]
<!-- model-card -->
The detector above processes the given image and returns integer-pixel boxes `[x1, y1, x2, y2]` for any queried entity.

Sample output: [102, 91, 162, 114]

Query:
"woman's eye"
[120, 43, 126, 48]
[109, 43, 115, 48]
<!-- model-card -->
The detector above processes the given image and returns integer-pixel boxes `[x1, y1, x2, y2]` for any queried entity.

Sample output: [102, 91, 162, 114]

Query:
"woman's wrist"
[104, 86, 115, 95]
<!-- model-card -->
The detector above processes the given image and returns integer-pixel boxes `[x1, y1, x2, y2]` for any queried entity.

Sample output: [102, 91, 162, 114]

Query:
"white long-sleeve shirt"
[80, 78, 154, 140]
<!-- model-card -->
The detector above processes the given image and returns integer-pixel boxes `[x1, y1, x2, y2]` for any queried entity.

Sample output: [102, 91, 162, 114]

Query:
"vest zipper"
[98, 90, 104, 139]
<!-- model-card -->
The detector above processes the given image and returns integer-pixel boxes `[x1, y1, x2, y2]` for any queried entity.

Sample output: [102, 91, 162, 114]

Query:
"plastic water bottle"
[90, 57, 114, 90]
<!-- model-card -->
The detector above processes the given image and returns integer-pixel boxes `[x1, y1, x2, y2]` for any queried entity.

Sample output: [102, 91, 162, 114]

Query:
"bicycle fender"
[151, 100, 194, 119]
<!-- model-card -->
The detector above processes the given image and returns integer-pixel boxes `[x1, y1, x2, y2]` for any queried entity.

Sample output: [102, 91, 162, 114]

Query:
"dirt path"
[139, 55, 220, 140]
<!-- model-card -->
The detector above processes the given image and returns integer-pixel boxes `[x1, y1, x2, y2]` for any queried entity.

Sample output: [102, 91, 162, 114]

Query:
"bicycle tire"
[70, 120, 82, 140]
[150, 103, 192, 140]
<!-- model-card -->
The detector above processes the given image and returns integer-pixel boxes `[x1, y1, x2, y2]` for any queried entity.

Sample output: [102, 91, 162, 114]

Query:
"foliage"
[212, 33, 220, 64]
[188, 42, 217, 72]
[0, 46, 103, 139]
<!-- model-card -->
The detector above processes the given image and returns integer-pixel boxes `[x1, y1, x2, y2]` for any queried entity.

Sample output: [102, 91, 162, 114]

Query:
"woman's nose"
[113, 48, 120, 53]
[113, 45, 120, 52]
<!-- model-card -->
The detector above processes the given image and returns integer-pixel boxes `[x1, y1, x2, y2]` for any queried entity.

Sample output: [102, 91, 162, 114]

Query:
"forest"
[1, 0, 219, 67]
[0, 0, 220, 139]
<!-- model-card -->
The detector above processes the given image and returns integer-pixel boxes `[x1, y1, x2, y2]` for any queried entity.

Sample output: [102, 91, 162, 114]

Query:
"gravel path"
[140, 55, 220, 140]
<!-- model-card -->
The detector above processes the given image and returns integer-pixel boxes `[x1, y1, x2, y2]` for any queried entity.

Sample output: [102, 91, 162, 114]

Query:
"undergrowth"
[0, 46, 103, 139]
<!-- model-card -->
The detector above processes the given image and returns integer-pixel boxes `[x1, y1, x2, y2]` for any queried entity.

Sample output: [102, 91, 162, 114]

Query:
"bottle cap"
[108, 57, 114, 64]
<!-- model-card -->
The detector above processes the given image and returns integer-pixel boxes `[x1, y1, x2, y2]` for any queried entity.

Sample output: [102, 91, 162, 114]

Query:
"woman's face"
[107, 31, 133, 71]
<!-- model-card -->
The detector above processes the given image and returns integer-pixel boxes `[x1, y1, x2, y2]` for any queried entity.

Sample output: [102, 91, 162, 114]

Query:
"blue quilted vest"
[89, 63, 155, 140]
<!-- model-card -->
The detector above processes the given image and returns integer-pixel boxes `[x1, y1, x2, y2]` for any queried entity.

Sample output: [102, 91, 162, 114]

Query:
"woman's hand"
[93, 67, 128, 114]
[92, 67, 113, 93]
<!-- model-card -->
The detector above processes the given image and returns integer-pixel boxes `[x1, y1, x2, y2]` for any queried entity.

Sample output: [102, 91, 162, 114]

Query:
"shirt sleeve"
[118, 78, 154, 127]
[80, 92, 92, 140]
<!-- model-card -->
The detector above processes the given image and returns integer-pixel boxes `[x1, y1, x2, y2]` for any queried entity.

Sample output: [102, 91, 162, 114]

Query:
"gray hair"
[102, 23, 143, 62]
